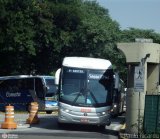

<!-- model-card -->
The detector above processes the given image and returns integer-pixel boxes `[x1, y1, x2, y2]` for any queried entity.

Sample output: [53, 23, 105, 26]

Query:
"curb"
[17, 123, 30, 128]
[105, 123, 125, 131]
[0, 123, 30, 131]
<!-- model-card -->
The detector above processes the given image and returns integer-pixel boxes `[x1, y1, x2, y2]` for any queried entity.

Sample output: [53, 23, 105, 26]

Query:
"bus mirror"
[114, 72, 119, 90]
[55, 68, 61, 86]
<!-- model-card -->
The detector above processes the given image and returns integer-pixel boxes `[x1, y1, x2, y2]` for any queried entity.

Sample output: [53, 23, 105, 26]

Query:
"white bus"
[55, 57, 123, 127]
[0, 75, 56, 111]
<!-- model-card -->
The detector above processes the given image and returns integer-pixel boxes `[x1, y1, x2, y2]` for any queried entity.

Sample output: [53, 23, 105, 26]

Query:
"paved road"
[0, 112, 123, 139]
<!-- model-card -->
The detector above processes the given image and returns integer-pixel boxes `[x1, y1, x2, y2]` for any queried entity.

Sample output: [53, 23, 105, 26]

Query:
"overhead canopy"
[117, 42, 160, 63]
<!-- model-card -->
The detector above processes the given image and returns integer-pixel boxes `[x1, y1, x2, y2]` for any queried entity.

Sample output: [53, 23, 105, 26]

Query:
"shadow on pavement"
[29, 115, 120, 137]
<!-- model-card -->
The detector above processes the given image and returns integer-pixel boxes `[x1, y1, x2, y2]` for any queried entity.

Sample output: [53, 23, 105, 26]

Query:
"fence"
[144, 95, 160, 133]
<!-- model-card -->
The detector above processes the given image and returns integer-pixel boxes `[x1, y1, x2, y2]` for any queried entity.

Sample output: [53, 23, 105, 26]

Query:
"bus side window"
[25, 79, 34, 90]
[35, 78, 44, 98]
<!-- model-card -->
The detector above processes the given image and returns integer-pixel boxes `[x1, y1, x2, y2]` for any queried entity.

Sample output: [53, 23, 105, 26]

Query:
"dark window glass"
[59, 67, 114, 107]
[35, 78, 44, 98]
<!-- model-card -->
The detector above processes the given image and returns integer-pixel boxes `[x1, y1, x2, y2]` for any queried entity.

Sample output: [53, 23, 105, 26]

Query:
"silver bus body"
[58, 102, 111, 125]
[56, 57, 117, 126]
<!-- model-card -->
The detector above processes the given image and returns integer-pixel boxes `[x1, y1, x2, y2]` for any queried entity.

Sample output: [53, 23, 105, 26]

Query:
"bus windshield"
[60, 67, 114, 107]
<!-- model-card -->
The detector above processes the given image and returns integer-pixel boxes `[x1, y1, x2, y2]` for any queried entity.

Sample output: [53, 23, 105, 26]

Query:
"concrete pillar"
[117, 41, 160, 134]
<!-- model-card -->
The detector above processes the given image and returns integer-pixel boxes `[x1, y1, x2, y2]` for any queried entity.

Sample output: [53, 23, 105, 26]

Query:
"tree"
[120, 28, 160, 44]
[0, 0, 36, 75]
[0, 0, 160, 81]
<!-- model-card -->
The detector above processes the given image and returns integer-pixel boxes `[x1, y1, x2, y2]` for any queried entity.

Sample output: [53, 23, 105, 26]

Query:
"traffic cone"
[1, 104, 17, 129]
[26, 102, 39, 124]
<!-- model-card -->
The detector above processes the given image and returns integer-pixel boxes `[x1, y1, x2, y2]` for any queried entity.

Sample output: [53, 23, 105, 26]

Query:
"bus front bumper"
[58, 109, 111, 126]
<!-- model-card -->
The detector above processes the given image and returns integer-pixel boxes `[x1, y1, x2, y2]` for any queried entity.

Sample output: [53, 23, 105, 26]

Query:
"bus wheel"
[46, 111, 52, 114]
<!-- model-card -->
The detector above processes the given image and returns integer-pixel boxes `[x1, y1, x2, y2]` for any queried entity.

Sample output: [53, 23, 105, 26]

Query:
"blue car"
[44, 77, 58, 114]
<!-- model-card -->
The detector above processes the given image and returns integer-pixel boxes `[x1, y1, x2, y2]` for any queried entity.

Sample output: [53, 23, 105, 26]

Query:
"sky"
[96, 0, 160, 33]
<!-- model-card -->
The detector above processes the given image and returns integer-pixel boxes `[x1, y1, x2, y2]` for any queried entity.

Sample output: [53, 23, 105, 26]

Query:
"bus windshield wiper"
[72, 88, 98, 106]
[72, 89, 84, 105]
[85, 89, 98, 106]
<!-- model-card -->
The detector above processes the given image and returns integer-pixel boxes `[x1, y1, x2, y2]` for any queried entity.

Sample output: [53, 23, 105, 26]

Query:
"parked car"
[43, 76, 58, 114]
[45, 100, 58, 114]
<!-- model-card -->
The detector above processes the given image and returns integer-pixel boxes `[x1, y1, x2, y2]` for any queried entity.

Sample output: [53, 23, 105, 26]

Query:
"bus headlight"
[97, 111, 106, 116]
[114, 104, 117, 108]
[101, 112, 106, 115]
[65, 109, 70, 113]
[62, 108, 70, 113]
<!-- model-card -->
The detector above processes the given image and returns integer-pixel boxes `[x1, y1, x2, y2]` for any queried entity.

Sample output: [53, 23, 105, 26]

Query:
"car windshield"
[60, 67, 114, 107]
[45, 79, 57, 94]
[45, 79, 54, 85]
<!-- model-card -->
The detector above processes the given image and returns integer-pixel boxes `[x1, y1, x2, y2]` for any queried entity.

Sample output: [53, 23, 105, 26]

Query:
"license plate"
[81, 108, 91, 113]
[80, 118, 89, 123]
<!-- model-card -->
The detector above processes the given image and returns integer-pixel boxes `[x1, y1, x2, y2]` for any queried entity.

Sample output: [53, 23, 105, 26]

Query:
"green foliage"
[120, 28, 160, 44]
[0, 0, 36, 74]
[0, 0, 160, 84]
